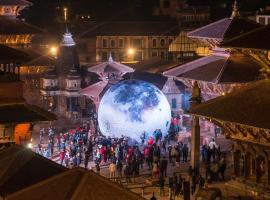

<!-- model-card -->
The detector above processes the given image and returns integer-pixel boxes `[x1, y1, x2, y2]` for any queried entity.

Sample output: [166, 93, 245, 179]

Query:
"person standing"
[182, 144, 188, 163]
[109, 161, 116, 181]
[116, 159, 123, 178]
[160, 156, 168, 177]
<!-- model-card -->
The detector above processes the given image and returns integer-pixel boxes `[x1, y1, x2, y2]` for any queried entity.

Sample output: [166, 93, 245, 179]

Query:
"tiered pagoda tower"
[80, 54, 134, 111]
[41, 30, 92, 119]
[164, 1, 263, 100]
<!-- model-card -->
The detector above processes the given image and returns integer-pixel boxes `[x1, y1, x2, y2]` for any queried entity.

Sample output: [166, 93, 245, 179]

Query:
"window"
[160, 39, 165, 46]
[110, 39, 116, 48]
[102, 39, 108, 48]
[132, 39, 143, 48]
[119, 39, 124, 48]
[152, 39, 157, 47]
[172, 98, 177, 109]
[151, 51, 158, 57]
[67, 97, 79, 112]
[259, 17, 266, 25]
[101, 52, 108, 61]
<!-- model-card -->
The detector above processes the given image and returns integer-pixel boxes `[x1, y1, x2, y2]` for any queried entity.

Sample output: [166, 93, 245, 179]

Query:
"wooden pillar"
[268, 160, 270, 185]
[243, 154, 248, 178]
[190, 81, 201, 176]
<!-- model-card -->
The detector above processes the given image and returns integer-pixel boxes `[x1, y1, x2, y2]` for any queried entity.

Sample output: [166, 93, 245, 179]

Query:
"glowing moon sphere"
[98, 80, 171, 141]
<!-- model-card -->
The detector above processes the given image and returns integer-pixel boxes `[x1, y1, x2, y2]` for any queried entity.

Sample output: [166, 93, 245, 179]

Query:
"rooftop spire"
[230, 0, 240, 19]
[63, 7, 69, 33]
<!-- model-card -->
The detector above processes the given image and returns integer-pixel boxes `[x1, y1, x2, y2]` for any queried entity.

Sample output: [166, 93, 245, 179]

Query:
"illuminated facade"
[0, 44, 55, 145]
[78, 21, 179, 64]
[0, 0, 42, 46]
[40, 30, 93, 119]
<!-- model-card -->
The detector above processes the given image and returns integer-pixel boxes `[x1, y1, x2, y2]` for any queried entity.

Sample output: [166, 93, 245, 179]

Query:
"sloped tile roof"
[7, 168, 146, 200]
[189, 80, 270, 130]
[0, 44, 29, 62]
[0, 103, 57, 123]
[187, 17, 261, 43]
[0, 16, 43, 35]
[221, 25, 270, 50]
[0, 0, 30, 6]
[79, 21, 179, 38]
[0, 145, 66, 196]
[163, 52, 261, 84]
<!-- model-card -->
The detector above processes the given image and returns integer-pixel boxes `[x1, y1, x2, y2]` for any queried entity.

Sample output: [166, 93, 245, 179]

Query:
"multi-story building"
[256, 6, 270, 25]
[0, 44, 56, 145]
[155, 0, 210, 25]
[77, 21, 180, 64]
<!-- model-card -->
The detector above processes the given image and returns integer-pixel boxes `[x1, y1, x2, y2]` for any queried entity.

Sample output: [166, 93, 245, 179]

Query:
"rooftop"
[0, 0, 31, 6]
[79, 21, 180, 38]
[0, 44, 29, 62]
[7, 168, 145, 200]
[187, 17, 261, 44]
[189, 80, 270, 130]
[87, 55, 134, 78]
[0, 16, 44, 35]
[221, 25, 270, 50]
[163, 51, 262, 84]
[0, 145, 66, 196]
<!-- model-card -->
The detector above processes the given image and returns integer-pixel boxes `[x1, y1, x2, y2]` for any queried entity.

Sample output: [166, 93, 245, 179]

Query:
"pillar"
[190, 81, 201, 176]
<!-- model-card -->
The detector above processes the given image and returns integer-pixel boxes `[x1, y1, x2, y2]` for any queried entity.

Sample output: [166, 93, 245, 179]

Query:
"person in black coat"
[160, 156, 168, 177]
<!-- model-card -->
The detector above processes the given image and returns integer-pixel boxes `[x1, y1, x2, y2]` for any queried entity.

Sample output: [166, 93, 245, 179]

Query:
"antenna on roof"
[108, 52, 114, 63]
[230, 0, 240, 19]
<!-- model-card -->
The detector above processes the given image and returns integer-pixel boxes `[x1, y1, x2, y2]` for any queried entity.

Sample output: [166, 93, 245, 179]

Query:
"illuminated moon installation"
[98, 80, 171, 141]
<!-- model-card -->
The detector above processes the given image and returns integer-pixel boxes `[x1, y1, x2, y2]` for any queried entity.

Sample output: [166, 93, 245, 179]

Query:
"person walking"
[160, 156, 168, 177]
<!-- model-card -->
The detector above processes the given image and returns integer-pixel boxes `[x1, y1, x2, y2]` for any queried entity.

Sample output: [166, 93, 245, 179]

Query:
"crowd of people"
[34, 117, 227, 199]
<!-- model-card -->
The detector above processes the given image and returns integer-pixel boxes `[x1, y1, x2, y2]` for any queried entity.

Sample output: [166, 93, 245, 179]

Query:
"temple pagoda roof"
[0, 44, 29, 62]
[221, 25, 270, 50]
[0, 0, 31, 6]
[0, 145, 66, 196]
[0, 16, 44, 35]
[88, 55, 134, 77]
[189, 80, 270, 130]
[7, 168, 145, 200]
[79, 80, 109, 100]
[163, 51, 261, 84]
[0, 102, 57, 123]
[187, 17, 261, 44]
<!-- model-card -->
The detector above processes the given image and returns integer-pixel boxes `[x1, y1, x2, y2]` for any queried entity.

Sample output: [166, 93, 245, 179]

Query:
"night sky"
[20, 0, 270, 33]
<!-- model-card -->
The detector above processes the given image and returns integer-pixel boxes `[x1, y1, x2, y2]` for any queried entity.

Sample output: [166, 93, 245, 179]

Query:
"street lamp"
[50, 46, 58, 57]
[127, 48, 135, 56]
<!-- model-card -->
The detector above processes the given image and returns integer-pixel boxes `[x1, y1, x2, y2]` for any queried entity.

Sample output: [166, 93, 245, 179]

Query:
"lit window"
[119, 39, 124, 48]
[110, 40, 116, 48]
[153, 39, 157, 47]
[160, 39, 165, 46]
[102, 39, 107, 48]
